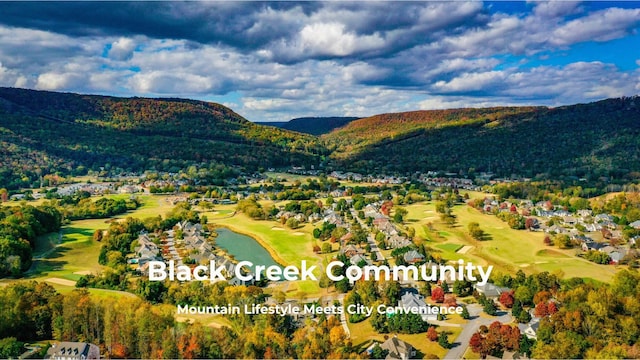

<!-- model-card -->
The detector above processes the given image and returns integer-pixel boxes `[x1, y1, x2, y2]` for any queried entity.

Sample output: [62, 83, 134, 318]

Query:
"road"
[444, 304, 512, 359]
[350, 209, 385, 261]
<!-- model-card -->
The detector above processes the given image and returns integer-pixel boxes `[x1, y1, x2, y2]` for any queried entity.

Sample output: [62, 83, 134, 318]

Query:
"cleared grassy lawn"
[435, 243, 464, 253]
[403, 201, 619, 282]
[348, 319, 461, 359]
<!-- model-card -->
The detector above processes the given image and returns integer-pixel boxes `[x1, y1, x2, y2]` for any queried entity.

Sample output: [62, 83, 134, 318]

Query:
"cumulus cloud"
[551, 7, 640, 46]
[109, 37, 136, 60]
[0, 2, 638, 121]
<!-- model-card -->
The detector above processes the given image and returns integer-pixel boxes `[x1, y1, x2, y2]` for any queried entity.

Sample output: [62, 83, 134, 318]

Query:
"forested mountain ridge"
[2, 87, 640, 189]
[323, 97, 640, 179]
[0, 87, 326, 189]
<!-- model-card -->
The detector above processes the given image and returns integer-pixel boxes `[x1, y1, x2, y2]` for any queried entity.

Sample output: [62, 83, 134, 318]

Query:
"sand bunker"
[271, 227, 285, 231]
[457, 245, 473, 254]
[73, 271, 93, 275]
[45, 278, 76, 286]
[293, 232, 305, 236]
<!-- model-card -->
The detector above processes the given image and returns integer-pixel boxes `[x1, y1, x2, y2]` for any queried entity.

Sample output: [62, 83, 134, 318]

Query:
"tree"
[437, 331, 451, 349]
[431, 287, 445, 303]
[461, 305, 470, 320]
[393, 207, 408, 223]
[370, 343, 388, 359]
[499, 291, 515, 308]
[525, 217, 536, 230]
[468, 222, 485, 240]
[0, 337, 23, 358]
[285, 217, 300, 229]
[453, 280, 473, 296]
[469, 332, 483, 354]
[427, 326, 438, 341]
[483, 300, 497, 316]
[534, 302, 549, 317]
[321, 243, 332, 254]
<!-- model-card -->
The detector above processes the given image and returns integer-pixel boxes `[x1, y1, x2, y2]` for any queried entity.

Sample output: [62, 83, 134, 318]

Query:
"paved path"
[444, 304, 512, 359]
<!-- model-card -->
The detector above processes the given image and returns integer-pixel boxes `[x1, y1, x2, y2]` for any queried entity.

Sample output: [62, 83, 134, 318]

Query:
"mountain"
[2, 87, 640, 189]
[0, 87, 327, 189]
[323, 97, 640, 179]
[257, 117, 360, 135]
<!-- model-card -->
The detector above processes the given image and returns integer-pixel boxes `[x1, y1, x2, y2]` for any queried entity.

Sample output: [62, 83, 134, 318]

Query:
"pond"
[214, 227, 282, 271]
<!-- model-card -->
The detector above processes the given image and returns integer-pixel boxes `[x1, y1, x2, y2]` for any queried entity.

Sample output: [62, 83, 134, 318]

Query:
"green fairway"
[403, 201, 620, 282]
[436, 243, 464, 253]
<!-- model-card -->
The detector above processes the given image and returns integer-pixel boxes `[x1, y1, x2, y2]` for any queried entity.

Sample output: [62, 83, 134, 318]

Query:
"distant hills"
[0, 87, 326, 189]
[1, 87, 640, 189]
[257, 117, 360, 135]
[323, 97, 640, 179]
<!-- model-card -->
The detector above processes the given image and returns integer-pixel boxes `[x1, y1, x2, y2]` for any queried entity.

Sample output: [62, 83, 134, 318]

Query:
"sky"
[0, 1, 639, 122]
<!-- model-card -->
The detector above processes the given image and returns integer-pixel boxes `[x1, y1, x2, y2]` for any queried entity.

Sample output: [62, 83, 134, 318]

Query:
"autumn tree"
[431, 286, 445, 303]
[427, 326, 438, 341]
[499, 291, 515, 308]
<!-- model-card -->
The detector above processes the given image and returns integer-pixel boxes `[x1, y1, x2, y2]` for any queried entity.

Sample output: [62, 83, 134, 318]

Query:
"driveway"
[444, 304, 512, 359]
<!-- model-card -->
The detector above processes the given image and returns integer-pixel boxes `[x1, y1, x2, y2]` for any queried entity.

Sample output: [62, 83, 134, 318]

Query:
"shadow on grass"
[63, 226, 95, 239]
[26, 246, 72, 277]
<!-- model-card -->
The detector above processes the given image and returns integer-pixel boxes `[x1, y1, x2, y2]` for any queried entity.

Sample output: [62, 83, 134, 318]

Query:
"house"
[379, 336, 416, 360]
[350, 254, 370, 266]
[562, 216, 577, 226]
[45, 341, 100, 360]
[630, 220, 640, 229]
[595, 214, 614, 223]
[474, 283, 510, 298]
[577, 209, 593, 218]
[403, 250, 425, 264]
[342, 244, 361, 257]
[398, 292, 432, 321]
[518, 316, 541, 340]
[387, 234, 411, 248]
[582, 241, 607, 252]
[601, 246, 627, 264]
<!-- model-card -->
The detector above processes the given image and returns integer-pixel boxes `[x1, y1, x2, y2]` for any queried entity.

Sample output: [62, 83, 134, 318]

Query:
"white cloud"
[35, 72, 85, 90]
[109, 37, 137, 61]
[433, 71, 507, 93]
[551, 7, 640, 46]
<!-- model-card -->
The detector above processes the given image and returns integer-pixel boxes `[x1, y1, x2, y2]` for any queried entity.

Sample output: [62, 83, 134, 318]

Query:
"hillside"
[323, 97, 640, 179]
[0, 88, 326, 189]
[258, 117, 360, 135]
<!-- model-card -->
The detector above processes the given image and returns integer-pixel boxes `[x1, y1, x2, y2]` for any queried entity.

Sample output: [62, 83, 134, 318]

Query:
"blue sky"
[0, 1, 638, 121]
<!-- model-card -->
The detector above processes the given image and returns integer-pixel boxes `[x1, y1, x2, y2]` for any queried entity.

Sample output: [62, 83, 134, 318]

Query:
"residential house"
[403, 250, 425, 264]
[45, 341, 100, 360]
[582, 241, 607, 252]
[518, 315, 541, 340]
[379, 336, 416, 360]
[474, 283, 510, 298]
[595, 214, 615, 223]
[398, 292, 432, 321]
[577, 209, 593, 218]
[350, 254, 370, 266]
[630, 220, 640, 229]
[387, 234, 411, 249]
[601, 246, 627, 264]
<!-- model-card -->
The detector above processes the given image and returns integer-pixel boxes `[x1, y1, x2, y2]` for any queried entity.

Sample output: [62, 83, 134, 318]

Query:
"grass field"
[347, 319, 461, 359]
[402, 200, 620, 282]
[435, 243, 464, 253]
